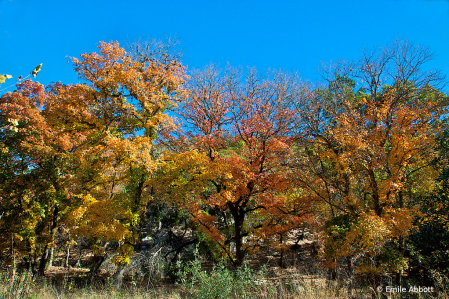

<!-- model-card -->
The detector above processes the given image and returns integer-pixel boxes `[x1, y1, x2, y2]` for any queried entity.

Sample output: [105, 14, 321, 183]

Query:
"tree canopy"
[0, 40, 447, 288]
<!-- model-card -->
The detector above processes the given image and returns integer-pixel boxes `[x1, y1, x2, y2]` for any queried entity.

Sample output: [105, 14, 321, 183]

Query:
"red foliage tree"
[152, 66, 315, 266]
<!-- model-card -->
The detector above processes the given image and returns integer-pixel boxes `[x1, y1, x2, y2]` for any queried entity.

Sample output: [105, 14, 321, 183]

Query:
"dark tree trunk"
[89, 242, 109, 282]
[89, 255, 106, 282]
[30, 257, 37, 276]
[227, 197, 248, 267]
[368, 169, 382, 216]
[37, 204, 59, 276]
[279, 234, 285, 268]
[330, 259, 337, 280]
[37, 245, 49, 276]
[395, 189, 404, 286]
[234, 215, 244, 267]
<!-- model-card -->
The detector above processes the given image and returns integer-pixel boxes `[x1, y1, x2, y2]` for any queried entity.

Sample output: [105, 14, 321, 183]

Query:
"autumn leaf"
[31, 63, 42, 78]
[0, 74, 12, 84]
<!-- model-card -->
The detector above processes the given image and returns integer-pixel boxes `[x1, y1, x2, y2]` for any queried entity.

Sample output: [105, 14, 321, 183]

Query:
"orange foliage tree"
[151, 66, 315, 266]
[0, 41, 187, 275]
[65, 41, 187, 271]
[293, 41, 448, 278]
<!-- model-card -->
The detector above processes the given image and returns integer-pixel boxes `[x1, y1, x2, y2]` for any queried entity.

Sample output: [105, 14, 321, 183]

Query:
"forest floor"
[2, 232, 442, 298]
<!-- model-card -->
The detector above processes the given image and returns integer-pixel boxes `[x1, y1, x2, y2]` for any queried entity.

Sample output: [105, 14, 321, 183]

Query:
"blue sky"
[1, 0, 449, 90]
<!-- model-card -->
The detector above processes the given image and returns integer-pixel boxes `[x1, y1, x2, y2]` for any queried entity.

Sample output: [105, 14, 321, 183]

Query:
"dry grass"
[0, 267, 182, 299]
[1, 271, 447, 299]
[0, 267, 350, 299]
[1, 249, 447, 299]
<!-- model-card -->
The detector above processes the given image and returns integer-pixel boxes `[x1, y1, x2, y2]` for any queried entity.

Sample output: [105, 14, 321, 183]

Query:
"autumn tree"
[0, 78, 96, 275]
[151, 65, 314, 266]
[293, 40, 448, 281]
[64, 41, 187, 280]
[0, 42, 187, 278]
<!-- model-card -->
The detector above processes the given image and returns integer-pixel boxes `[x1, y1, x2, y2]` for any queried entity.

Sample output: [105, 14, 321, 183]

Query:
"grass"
[1, 269, 448, 299]
[0, 270, 344, 299]
[1, 249, 448, 299]
[0, 268, 181, 299]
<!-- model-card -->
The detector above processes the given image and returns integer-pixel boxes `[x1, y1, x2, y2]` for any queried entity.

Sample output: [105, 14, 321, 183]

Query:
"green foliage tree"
[408, 128, 449, 286]
[0, 79, 72, 276]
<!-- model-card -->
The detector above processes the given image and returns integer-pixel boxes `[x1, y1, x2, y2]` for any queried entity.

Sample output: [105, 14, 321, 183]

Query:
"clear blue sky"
[1, 0, 449, 89]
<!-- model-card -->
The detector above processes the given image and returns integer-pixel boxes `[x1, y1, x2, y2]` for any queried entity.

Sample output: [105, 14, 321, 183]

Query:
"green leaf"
[34, 63, 42, 72]
[31, 63, 43, 78]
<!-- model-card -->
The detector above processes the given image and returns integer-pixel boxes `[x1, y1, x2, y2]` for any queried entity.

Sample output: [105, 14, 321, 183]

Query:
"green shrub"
[176, 247, 275, 299]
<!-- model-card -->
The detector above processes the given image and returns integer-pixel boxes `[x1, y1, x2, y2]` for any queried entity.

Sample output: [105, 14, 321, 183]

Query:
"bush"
[176, 247, 275, 299]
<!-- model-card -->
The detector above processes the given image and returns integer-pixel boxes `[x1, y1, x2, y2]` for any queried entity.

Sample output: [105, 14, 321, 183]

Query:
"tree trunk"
[113, 264, 128, 290]
[279, 234, 285, 268]
[234, 215, 245, 267]
[89, 242, 109, 282]
[395, 189, 404, 285]
[330, 259, 337, 280]
[38, 203, 59, 276]
[37, 245, 49, 276]
[89, 255, 106, 282]
[65, 245, 71, 268]
[49, 245, 54, 268]
[30, 256, 37, 276]
[11, 233, 15, 293]
[368, 169, 382, 217]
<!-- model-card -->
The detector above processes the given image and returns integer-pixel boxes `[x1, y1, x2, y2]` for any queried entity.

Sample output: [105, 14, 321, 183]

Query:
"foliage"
[295, 40, 448, 277]
[177, 246, 274, 299]
[64, 41, 187, 267]
[407, 128, 449, 284]
[0, 41, 187, 274]
[0, 74, 12, 84]
[151, 66, 314, 266]
[0, 79, 74, 275]
[0, 64, 43, 93]
[1, 39, 448, 296]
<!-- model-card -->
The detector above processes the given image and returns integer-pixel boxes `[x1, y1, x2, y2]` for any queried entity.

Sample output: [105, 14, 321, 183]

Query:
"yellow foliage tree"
[64, 41, 187, 271]
[0, 41, 187, 277]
